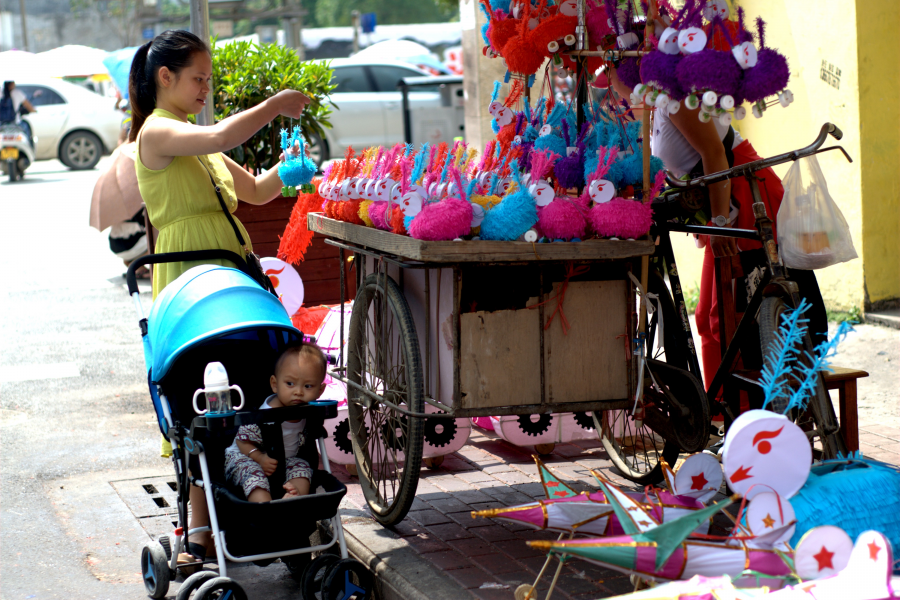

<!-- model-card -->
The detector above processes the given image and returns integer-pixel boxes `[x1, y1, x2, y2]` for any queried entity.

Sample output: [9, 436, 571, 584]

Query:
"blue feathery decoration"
[411, 143, 429, 184]
[465, 178, 478, 201]
[405, 143, 414, 156]
[277, 126, 316, 187]
[789, 458, 900, 556]
[490, 80, 502, 104]
[760, 299, 811, 412]
[783, 320, 855, 414]
[545, 102, 566, 129]
[439, 146, 455, 183]
[480, 160, 538, 241]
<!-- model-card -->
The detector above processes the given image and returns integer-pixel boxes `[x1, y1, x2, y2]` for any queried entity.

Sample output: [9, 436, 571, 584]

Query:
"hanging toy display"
[277, 126, 317, 197]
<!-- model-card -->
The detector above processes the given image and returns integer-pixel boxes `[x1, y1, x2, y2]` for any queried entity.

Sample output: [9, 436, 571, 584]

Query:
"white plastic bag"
[777, 154, 857, 270]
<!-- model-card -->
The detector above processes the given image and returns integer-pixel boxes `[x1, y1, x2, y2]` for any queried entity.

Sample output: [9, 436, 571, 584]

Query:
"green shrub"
[683, 281, 700, 315]
[212, 40, 336, 173]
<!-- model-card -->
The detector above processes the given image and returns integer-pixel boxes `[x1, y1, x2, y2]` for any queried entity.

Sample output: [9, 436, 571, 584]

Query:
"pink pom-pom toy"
[589, 198, 652, 239]
[539, 196, 589, 240]
[408, 198, 473, 241]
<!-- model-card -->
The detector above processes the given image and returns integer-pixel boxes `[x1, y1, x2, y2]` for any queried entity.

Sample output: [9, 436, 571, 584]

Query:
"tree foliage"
[212, 39, 336, 173]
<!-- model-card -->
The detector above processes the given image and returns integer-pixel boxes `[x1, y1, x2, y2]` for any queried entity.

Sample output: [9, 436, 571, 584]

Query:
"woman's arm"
[141, 89, 310, 164]
[223, 153, 286, 206]
[668, 106, 737, 256]
[21, 99, 35, 113]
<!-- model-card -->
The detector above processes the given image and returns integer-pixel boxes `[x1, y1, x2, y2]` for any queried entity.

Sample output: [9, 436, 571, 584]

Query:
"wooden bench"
[713, 256, 868, 453]
[822, 366, 869, 453]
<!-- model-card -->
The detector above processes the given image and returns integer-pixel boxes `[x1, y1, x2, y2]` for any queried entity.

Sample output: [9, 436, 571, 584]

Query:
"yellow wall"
[719, 0, 900, 312]
[856, 1, 900, 307]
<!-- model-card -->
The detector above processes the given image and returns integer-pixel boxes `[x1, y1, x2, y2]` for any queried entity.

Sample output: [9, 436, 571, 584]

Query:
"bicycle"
[601, 123, 853, 483]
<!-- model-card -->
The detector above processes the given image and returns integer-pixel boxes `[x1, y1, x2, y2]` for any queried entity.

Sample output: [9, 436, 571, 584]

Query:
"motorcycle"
[0, 122, 35, 183]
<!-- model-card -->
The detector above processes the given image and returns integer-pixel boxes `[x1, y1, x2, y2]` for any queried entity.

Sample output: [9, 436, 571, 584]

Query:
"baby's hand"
[255, 454, 278, 476]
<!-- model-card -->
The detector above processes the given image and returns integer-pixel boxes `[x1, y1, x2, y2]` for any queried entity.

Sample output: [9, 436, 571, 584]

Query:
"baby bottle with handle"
[192, 362, 245, 417]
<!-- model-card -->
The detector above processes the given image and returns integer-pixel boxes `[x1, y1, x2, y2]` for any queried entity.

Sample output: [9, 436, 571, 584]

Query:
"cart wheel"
[194, 576, 248, 600]
[347, 272, 425, 527]
[302, 554, 341, 600]
[345, 463, 358, 477]
[322, 558, 373, 600]
[515, 584, 536, 600]
[572, 412, 595, 431]
[534, 443, 555, 456]
[141, 542, 172, 599]
[175, 571, 217, 600]
[759, 296, 845, 458]
[424, 456, 444, 469]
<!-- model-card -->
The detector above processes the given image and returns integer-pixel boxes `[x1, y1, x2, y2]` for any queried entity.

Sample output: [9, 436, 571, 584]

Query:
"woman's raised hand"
[273, 89, 312, 119]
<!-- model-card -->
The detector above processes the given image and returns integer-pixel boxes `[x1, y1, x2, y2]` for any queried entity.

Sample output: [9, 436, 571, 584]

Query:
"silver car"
[14, 78, 121, 170]
[313, 58, 456, 164]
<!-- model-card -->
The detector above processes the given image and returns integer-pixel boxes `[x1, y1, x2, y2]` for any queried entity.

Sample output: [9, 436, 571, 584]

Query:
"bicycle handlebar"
[665, 123, 851, 190]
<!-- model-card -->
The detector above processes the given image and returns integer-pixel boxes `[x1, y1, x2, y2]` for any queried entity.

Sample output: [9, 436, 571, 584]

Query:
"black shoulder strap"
[198, 157, 247, 251]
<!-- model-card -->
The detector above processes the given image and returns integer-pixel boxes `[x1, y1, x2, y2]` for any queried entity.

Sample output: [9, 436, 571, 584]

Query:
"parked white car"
[14, 79, 122, 170]
[315, 59, 453, 164]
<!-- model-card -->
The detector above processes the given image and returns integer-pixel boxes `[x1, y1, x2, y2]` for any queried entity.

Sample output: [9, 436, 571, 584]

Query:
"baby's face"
[270, 355, 326, 407]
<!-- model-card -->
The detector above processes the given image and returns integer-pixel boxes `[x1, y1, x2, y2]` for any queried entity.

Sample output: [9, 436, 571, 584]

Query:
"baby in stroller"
[127, 258, 371, 600]
[225, 342, 327, 502]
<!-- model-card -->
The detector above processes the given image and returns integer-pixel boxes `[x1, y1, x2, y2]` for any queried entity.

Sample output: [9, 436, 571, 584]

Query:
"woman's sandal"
[176, 542, 207, 576]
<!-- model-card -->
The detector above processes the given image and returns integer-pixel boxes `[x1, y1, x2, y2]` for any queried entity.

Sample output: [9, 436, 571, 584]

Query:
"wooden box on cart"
[309, 214, 654, 416]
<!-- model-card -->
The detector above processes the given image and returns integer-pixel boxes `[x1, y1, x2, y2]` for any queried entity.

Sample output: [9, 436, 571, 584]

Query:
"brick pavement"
[330, 422, 900, 599]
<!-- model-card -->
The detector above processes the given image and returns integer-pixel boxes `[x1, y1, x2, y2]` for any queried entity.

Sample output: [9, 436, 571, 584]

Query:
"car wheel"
[306, 131, 328, 170]
[60, 131, 103, 170]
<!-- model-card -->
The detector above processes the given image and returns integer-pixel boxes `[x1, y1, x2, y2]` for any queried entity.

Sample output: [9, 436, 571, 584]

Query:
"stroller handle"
[125, 250, 250, 296]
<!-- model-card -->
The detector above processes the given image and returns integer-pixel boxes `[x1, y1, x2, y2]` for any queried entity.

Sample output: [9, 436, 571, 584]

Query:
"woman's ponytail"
[128, 41, 154, 142]
[127, 30, 210, 142]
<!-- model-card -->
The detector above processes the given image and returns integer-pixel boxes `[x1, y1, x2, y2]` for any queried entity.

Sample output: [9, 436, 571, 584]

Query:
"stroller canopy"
[148, 265, 299, 380]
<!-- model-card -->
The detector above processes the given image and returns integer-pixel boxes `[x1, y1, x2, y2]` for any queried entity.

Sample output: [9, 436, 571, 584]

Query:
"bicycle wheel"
[759, 296, 846, 458]
[347, 272, 425, 526]
[595, 404, 680, 485]
[645, 271, 689, 370]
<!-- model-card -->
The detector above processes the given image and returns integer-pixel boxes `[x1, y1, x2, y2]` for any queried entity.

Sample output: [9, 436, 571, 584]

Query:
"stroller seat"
[129, 262, 369, 599]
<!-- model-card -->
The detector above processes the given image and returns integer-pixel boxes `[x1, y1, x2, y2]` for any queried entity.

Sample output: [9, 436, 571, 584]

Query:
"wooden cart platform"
[308, 214, 655, 263]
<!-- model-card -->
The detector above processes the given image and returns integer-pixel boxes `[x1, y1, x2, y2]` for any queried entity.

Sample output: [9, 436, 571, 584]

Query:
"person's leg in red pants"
[695, 245, 721, 392]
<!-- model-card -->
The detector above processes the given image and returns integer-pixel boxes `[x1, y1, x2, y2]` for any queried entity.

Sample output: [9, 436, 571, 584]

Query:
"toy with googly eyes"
[480, 159, 538, 241]
[407, 167, 473, 241]
[675, 15, 744, 125]
[739, 15, 792, 119]
[277, 126, 317, 197]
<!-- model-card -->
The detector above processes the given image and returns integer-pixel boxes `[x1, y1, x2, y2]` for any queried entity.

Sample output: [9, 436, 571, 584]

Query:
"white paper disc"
[260, 257, 304, 316]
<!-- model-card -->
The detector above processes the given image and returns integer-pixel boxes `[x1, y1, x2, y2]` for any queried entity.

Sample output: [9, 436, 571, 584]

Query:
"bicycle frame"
[649, 124, 852, 452]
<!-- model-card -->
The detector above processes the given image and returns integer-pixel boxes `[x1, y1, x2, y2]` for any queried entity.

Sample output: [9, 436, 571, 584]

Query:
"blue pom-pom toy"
[278, 126, 316, 188]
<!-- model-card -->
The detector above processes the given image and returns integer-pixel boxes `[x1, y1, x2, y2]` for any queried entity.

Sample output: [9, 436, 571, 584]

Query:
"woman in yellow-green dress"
[130, 28, 310, 567]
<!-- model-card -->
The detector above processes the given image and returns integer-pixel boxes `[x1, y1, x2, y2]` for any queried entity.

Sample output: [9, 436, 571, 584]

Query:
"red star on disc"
[813, 546, 834, 571]
[868, 541, 881, 561]
[690, 472, 709, 491]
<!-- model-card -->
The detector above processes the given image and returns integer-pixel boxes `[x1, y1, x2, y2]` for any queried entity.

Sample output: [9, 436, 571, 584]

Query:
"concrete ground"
[1, 158, 897, 600]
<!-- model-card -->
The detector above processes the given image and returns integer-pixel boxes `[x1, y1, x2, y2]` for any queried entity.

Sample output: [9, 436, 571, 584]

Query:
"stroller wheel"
[301, 554, 340, 599]
[194, 576, 248, 600]
[175, 571, 217, 600]
[322, 558, 372, 600]
[141, 542, 172, 599]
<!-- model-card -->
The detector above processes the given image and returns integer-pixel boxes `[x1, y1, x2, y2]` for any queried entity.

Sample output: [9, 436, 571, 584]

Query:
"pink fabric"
[635, 545, 686, 580]
[470, 417, 494, 431]
[747, 550, 793, 577]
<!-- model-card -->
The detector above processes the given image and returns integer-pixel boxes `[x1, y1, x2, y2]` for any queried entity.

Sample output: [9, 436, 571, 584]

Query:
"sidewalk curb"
[323, 503, 468, 600]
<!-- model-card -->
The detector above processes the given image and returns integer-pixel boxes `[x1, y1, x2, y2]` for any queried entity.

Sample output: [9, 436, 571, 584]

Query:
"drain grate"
[111, 476, 189, 539]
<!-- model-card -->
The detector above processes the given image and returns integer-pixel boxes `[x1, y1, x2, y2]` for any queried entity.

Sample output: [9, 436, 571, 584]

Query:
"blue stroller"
[126, 251, 371, 600]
